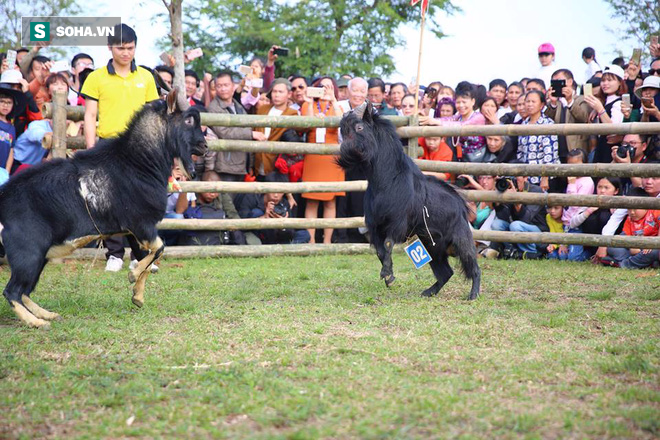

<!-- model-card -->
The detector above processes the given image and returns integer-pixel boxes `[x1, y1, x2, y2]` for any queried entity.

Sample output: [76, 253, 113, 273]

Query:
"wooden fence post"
[51, 90, 68, 159]
[407, 115, 418, 159]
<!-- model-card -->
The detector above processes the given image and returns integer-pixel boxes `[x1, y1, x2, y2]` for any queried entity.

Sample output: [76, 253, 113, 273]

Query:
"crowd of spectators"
[1, 24, 660, 271]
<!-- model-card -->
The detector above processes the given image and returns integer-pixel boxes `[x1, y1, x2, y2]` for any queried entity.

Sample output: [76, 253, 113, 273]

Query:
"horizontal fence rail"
[175, 182, 660, 209]
[397, 122, 660, 137]
[41, 104, 660, 136]
[52, 136, 660, 177]
[154, 217, 660, 249]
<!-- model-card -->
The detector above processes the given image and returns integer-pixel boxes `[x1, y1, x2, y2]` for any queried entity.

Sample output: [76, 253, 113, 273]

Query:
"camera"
[454, 176, 469, 188]
[273, 202, 288, 217]
[616, 143, 636, 159]
[221, 231, 231, 244]
[495, 177, 514, 192]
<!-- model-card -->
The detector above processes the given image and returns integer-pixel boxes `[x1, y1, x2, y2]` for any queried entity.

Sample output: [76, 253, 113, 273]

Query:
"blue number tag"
[404, 237, 432, 269]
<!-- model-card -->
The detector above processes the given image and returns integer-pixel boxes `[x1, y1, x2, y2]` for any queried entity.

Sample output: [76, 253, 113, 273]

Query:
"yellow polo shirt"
[81, 60, 159, 139]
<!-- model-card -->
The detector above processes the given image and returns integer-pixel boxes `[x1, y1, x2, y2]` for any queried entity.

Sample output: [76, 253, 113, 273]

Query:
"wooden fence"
[43, 93, 660, 253]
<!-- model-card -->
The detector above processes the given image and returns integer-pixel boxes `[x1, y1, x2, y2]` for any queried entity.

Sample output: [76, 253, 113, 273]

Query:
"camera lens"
[495, 177, 510, 192]
[455, 176, 469, 188]
[617, 144, 634, 159]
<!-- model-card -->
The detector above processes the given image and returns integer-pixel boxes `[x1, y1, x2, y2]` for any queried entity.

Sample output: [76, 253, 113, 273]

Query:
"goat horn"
[353, 102, 367, 119]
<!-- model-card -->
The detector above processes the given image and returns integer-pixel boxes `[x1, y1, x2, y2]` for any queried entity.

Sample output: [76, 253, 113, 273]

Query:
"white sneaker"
[129, 259, 159, 273]
[105, 255, 124, 272]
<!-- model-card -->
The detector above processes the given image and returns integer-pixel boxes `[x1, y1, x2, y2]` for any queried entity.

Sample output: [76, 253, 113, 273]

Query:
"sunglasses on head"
[538, 52, 553, 57]
[425, 87, 438, 98]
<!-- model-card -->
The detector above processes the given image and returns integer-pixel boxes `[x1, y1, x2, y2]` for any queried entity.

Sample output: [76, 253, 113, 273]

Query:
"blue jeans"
[491, 219, 541, 253]
[608, 247, 660, 269]
[547, 228, 589, 261]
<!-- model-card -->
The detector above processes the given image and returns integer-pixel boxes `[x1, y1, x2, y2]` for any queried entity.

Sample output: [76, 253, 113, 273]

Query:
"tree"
[0, 0, 80, 54]
[162, 0, 190, 110]
[179, 0, 457, 78]
[604, 0, 660, 58]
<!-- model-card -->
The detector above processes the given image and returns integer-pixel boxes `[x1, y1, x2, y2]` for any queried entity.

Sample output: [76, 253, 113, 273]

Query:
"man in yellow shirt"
[80, 24, 160, 272]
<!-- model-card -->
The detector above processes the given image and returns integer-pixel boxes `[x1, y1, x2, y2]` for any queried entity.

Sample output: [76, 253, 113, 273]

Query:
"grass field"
[0, 253, 659, 439]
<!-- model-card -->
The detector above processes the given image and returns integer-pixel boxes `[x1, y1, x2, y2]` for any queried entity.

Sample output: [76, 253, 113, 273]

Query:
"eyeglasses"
[538, 52, 553, 57]
[650, 69, 660, 76]
[0, 100, 13, 106]
[293, 84, 306, 90]
[401, 104, 415, 108]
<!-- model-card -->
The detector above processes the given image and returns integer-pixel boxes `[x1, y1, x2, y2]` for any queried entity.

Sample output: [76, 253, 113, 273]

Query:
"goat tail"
[452, 221, 480, 282]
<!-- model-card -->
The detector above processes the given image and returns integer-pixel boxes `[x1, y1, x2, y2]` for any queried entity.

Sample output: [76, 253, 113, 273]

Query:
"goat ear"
[353, 102, 367, 120]
[166, 89, 178, 114]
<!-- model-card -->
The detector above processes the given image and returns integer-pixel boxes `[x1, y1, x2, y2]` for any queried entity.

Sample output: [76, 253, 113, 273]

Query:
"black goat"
[0, 91, 207, 328]
[337, 102, 480, 300]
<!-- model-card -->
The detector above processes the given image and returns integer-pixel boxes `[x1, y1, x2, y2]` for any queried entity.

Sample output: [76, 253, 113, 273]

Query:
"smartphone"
[550, 79, 565, 98]
[583, 83, 593, 96]
[159, 51, 170, 64]
[187, 48, 203, 60]
[5, 50, 16, 69]
[51, 60, 70, 73]
[652, 35, 659, 46]
[273, 47, 289, 57]
[632, 48, 642, 65]
[622, 94, 631, 107]
[247, 78, 263, 88]
[642, 97, 654, 107]
[238, 65, 252, 76]
[307, 87, 325, 98]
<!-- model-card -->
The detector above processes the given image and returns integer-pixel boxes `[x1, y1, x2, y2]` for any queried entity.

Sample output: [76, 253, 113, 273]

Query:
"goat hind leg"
[422, 257, 453, 297]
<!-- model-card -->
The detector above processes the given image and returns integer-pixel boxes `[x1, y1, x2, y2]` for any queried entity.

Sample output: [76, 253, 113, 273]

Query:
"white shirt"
[534, 63, 555, 90]
[584, 60, 601, 83]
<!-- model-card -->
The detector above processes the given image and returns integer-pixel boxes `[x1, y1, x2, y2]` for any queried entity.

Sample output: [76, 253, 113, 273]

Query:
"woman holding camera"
[516, 90, 559, 191]
[301, 77, 345, 244]
[584, 64, 627, 163]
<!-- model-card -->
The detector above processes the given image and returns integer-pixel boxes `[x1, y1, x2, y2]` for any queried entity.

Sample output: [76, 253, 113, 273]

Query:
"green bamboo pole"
[397, 122, 660, 137]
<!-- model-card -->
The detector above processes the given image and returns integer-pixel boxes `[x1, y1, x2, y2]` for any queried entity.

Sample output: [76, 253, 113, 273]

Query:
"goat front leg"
[372, 231, 396, 287]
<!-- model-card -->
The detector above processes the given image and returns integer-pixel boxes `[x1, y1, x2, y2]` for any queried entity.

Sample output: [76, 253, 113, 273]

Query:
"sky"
[47, 0, 638, 88]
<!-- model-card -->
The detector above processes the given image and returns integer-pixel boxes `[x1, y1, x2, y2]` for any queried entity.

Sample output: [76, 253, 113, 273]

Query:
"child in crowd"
[556, 148, 594, 261]
[0, 89, 16, 172]
[158, 163, 197, 246]
[420, 136, 453, 181]
[545, 204, 567, 259]
[603, 187, 660, 269]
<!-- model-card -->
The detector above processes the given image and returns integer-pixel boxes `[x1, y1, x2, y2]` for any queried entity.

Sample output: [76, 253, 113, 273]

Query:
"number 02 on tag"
[404, 238, 432, 269]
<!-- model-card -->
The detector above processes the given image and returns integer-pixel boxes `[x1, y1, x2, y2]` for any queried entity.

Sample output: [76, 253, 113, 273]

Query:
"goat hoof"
[128, 272, 137, 284]
[131, 297, 143, 308]
[384, 274, 396, 287]
[421, 289, 438, 297]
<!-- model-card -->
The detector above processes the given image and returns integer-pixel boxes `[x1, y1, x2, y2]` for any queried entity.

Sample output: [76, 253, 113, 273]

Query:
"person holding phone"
[544, 69, 591, 162]
[635, 76, 660, 123]
[301, 77, 345, 244]
[584, 64, 627, 163]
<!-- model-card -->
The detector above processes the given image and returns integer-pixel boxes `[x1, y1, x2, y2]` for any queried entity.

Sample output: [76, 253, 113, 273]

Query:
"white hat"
[0, 69, 23, 84]
[601, 64, 625, 81]
[634, 75, 660, 99]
